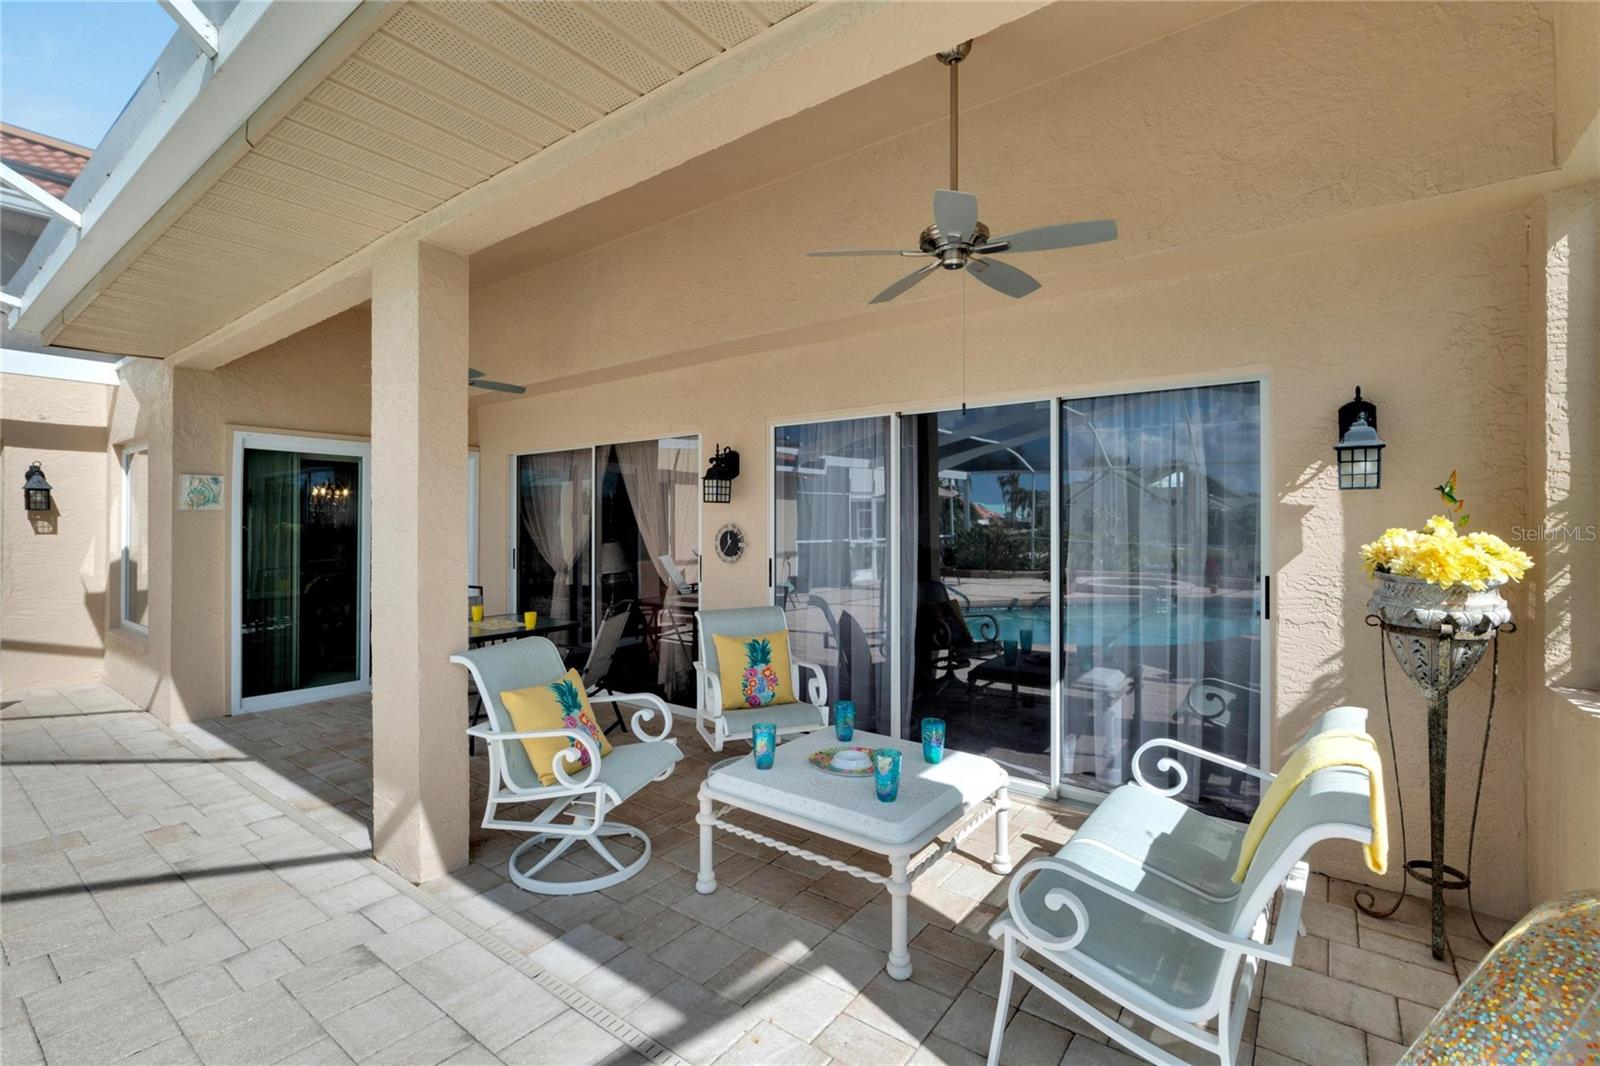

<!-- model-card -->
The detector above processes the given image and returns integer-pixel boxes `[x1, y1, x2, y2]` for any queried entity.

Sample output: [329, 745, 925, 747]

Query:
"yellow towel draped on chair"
[1231, 730, 1388, 884]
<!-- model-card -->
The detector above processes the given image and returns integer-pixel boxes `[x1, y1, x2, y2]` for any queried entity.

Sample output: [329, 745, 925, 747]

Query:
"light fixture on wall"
[22, 461, 52, 512]
[702, 445, 740, 504]
[1335, 387, 1385, 490]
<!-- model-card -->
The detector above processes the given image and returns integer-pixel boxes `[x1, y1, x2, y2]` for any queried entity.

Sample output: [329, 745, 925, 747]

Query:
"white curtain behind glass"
[521, 450, 592, 618]
[777, 417, 892, 734]
[1061, 383, 1260, 814]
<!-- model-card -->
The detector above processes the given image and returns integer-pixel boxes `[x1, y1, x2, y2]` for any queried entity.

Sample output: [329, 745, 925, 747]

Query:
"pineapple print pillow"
[712, 632, 797, 711]
[500, 669, 614, 787]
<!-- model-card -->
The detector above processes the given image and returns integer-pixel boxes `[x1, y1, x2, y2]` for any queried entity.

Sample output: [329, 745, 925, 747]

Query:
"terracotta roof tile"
[1, 124, 92, 198]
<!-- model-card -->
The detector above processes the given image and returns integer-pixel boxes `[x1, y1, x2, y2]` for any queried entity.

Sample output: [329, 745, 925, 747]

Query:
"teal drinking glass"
[921, 718, 946, 764]
[752, 723, 776, 769]
[872, 748, 902, 802]
[835, 699, 855, 742]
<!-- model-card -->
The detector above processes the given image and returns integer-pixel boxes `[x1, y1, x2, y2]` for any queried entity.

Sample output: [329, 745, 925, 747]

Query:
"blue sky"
[1, 0, 175, 149]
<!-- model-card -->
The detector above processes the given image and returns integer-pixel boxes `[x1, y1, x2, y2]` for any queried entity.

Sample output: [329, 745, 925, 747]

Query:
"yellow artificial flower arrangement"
[1361, 515, 1532, 591]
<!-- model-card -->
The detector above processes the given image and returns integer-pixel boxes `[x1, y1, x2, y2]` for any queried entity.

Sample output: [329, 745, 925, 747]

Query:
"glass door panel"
[899, 402, 1053, 784]
[1059, 382, 1263, 818]
[775, 417, 892, 734]
[241, 450, 362, 699]
[600, 437, 701, 704]
[516, 449, 593, 648]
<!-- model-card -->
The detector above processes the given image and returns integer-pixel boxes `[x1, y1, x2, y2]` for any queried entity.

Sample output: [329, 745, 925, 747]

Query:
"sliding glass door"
[767, 382, 1264, 814]
[774, 417, 893, 734]
[598, 437, 700, 703]
[235, 435, 370, 711]
[514, 437, 701, 703]
[1059, 382, 1262, 817]
[899, 402, 1054, 784]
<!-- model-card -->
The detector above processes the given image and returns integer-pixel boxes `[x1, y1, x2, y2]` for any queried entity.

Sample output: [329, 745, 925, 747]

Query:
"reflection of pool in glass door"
[234, 435, 370, 712]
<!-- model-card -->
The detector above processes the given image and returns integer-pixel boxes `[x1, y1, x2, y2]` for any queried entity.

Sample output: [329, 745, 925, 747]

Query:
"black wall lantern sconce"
[22, 461, 53, 512]
[1334, 387, 1385, 490]
[702, 445, 740, 504]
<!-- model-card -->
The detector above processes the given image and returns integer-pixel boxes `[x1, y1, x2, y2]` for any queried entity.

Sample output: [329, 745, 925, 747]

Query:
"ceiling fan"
[807, 40, 1117, 304]
[468, 368, 525, 394]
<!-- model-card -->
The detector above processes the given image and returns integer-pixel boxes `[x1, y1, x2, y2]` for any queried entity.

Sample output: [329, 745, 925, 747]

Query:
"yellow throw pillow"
[500, 669, 613, 787]
[713, 631, 796, 711]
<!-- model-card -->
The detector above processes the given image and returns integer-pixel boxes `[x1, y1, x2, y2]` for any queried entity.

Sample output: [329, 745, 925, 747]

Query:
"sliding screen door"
[1059, 382, 1263, 817]
[516, 449, 593, 641]
[774, 418, 892, 734]
[239, 446, 366, 705]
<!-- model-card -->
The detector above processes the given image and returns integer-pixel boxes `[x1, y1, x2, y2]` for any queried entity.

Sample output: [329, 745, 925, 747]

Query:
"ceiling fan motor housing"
[921, 222, 989, 269]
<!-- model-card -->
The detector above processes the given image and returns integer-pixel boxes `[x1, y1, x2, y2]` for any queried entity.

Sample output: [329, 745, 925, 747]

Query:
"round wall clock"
[715, 523, 747, 564]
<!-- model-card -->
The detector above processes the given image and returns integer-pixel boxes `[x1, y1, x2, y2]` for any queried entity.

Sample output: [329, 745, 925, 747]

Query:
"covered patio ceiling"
[10, 1, 1249, 370]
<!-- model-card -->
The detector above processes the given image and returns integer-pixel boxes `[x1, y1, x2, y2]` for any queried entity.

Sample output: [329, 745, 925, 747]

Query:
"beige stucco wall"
[1, 373, 112, 691]
[452, 2, 1581, 918]
[101, 308, 373, 722]
[470, 209, 1536, 918]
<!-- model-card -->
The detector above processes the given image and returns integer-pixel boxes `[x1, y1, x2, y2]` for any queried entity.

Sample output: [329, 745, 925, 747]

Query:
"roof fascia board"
[13, 0, 374, 339]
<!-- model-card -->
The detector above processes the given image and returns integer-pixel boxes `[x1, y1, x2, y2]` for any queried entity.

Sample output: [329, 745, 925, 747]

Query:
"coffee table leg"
[992, 788, 1014, 875]
[887, 854, 913, 980]
[695, 790, 717, 895]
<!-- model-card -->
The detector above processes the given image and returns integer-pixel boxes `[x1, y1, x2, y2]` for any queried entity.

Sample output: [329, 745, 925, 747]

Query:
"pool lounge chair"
[987, 706, 1377, 1066]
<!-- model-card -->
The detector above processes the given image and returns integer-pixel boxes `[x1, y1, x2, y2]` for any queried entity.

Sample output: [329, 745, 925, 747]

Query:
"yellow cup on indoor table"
[470, 604, 485, 623]
[523, 610, 538, 629]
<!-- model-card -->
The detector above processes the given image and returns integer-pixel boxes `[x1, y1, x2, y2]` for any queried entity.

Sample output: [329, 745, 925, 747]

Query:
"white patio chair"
[987, 706, 1377, 1066]
[451, 636, 681, 895]
[693, 606, 828, 752]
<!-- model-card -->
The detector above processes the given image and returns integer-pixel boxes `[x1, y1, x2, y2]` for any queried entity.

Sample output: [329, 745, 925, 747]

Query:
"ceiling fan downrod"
[937, 41, 972, 191]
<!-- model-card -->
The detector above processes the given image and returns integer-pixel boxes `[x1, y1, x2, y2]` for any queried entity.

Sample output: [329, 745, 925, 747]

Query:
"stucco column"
[370, 240, 470, 882]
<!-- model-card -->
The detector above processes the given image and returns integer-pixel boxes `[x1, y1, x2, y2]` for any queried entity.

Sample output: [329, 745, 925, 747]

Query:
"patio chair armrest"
[1005, 854, 1291, 963]
[793, 660, 828, 708]
[1130, 737, 1273, 797]
[967, 612, 1001, 643]
[588, 691, 675, 742]
[694, 662, 724, 716]
[464, 725, 602, 790]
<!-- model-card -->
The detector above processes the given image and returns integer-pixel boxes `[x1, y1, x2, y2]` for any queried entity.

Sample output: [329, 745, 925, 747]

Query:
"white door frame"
[230, 430, 372, 715]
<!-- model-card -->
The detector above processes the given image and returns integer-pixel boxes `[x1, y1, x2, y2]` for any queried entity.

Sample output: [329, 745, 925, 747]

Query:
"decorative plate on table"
[808, 745, 875, 777]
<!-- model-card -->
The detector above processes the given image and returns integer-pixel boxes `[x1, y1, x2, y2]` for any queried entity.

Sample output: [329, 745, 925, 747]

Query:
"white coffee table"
[695, 730, 1012, 980]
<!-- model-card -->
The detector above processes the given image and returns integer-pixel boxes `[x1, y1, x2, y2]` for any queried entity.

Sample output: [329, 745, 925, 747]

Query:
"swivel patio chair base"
[504, 820, 652, 896]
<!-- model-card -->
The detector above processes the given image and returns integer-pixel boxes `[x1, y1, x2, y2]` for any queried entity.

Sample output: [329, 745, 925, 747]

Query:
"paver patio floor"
[2, 684, 1503, 1065]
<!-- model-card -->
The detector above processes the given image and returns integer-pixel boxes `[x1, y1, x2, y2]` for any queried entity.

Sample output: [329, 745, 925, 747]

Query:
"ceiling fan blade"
[983, 220, 1118, 254]
[806, 249, 921, 257]
[469, 379, 527, 394]
[933, 189, 978, 243]
[968, 257, 1040, 299]
[869, 262, 939, 304]
[467, 367, 487, 379]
